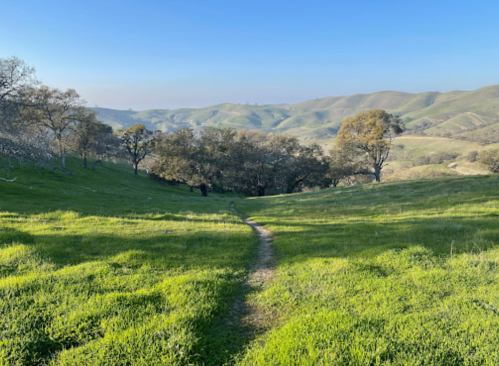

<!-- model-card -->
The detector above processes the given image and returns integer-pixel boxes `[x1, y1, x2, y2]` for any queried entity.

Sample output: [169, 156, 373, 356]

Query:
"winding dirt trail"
[231, 204, 274, 285]
[230, 203, 274, 328]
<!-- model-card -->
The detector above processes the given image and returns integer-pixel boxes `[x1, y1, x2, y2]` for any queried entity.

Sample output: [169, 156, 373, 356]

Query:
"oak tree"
[335, 109, 404, 182]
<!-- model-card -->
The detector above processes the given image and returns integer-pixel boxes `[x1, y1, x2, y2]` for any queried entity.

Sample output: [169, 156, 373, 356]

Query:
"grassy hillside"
[0, 158, 256, 365]
[4, 155, 499, 365]
[94, 85, 499, 142]
[235, 175, 499, 365]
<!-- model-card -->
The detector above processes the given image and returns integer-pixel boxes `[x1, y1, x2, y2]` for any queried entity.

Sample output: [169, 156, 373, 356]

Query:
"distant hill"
[93, 85, 499, 143]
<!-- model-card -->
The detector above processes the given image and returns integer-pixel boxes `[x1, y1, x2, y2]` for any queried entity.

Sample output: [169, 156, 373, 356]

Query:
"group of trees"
[151, 128, 330, 196]
[0, 56, 124, 175]
[1, 56, 407, 191]
[150, 109, 405, 196]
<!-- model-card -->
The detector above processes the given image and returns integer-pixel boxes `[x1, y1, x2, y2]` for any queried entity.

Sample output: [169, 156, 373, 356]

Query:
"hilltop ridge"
[94, 85, 499, 143]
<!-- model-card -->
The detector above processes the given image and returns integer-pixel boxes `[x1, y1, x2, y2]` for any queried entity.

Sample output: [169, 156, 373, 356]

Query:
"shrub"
[414, 156, 431, 166]
[479, 149, 499, 173]
[466, 150, 479, 163]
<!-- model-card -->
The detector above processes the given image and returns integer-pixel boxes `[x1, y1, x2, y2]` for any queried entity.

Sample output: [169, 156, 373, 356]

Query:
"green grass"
[235, 175, 499, 365]
[0, 158, 256, 365]
[4, 156, 499, 365]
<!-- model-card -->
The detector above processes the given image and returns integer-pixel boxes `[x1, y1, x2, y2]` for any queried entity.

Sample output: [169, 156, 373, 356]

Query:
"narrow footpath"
[229, 203, 275, 330]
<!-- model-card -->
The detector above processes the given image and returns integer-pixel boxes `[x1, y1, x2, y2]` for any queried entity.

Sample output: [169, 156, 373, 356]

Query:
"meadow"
[236, 175, 499, 365]
[0, 158, 257, 365]
[2, 156, 499, 365]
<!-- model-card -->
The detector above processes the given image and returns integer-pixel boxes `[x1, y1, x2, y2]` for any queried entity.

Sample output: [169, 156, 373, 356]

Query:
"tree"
[69, 110, 111, 168]
[478, 149, 499, 173]
[327, 147, 369, 187]
[152, 128, 212, 196]
[24, 86, 85, 170]
[0, 56, 37, 129]
[282, 143, 329, 193]
[91, 124, 119, 170]
[335, 109, 404, 182]
[116, 124, 155, 175]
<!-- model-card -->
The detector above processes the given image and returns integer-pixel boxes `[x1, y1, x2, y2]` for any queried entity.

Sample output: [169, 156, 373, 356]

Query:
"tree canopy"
[335, 109, 404, 182]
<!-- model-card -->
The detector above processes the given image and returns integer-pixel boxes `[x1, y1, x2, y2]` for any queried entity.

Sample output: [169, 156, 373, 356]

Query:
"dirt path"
[447, 163, 481, 176]
[231, 204, 274, 285]
[229, 204, 274, 328]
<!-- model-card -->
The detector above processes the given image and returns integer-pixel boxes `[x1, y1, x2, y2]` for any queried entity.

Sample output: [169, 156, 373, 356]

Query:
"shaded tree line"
[151, 109, 404, 196]
[151, 128, 330, 196]
[1, 57, 406, 187]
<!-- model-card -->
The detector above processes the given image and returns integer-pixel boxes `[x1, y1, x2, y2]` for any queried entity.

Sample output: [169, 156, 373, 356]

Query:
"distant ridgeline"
[93, 85, 499, 143]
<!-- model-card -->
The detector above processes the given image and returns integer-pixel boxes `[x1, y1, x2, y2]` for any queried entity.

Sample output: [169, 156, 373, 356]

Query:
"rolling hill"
[93, 85, 499, 143]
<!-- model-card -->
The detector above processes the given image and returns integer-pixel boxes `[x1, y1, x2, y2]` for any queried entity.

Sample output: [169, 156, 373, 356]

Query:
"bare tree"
[0, 56, 37, 128]
[24, 86, 85, 170]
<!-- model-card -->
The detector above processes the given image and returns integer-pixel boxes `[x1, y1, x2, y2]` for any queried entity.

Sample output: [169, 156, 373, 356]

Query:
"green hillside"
[3, 155, 499, 364]
[236, 175, 499, 365]
[94, 85, 499, 142]
[0, 158, 256, 365]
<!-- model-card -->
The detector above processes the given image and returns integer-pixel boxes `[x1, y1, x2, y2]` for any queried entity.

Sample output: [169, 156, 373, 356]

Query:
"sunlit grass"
[236, 175, 499, 365]
[0, 158, 256, 365]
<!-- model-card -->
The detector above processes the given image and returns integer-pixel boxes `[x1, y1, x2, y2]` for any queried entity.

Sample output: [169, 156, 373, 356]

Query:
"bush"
[479, 149, 499, 173]
[466, 150, 479, 163]
[414, 156, 431, 166]
[428, 152, 460, 165]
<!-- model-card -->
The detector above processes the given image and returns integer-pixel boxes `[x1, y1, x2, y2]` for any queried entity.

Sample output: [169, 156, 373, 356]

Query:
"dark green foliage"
[152, 127, 329, 196]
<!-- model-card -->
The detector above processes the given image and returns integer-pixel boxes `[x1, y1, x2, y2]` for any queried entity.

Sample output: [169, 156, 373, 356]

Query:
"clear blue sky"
[2, 0, 499, 110]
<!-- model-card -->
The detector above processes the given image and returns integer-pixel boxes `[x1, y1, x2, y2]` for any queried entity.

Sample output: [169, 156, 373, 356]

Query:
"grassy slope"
[0, 158, 256, 365]
[93, 85, 499, 141]
[235, 175, 499, 365]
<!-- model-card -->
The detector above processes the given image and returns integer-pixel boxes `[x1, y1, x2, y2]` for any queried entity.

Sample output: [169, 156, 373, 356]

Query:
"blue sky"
[2, 0, 499, 110]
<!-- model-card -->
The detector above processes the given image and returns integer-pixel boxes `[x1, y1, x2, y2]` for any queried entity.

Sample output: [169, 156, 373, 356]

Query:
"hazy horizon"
[3, 0, 499, 110]
[91, 84, 495, 112]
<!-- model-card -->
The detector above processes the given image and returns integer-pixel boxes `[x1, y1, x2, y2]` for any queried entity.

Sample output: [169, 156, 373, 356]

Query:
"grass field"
[0, 158, 256, 365]
[236, 175, 499, 365]
[3, 156, 499, 365]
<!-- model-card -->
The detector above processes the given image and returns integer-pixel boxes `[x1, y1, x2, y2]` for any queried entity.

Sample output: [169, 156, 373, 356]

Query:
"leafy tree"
[115, 124, 155, 175]
[282, 143, 329, 193]
[335, 109, 404, 182]
[69, 110, 112, 168]
[327, 147, 369, 187]
[91, 124, 120, 170]
[479, 149, 499, 173]
[152, 128, 212, 196]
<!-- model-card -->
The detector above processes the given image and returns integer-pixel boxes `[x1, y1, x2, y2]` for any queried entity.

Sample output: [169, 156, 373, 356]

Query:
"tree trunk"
[133, 163, 138, 175]
[332, 179, 339, 187]
[92, 159, 102, 170]
[257, 186, 266, 196]
[374, 166, 381, 183]
[58, 137, 66, 170]
[83, 152, 87, 169]
[200, 183, 208, 197]
[189, 186, 194, 192]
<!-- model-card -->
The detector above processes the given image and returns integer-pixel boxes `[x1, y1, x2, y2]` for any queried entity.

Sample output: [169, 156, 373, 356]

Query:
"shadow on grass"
[259, 215, 499, 265]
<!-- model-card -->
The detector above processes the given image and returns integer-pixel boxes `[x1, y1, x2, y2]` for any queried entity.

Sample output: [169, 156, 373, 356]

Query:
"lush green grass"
[235, 175, 499, 365]
[4, 156, 499, 365]
[0, 158, 256, 365]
